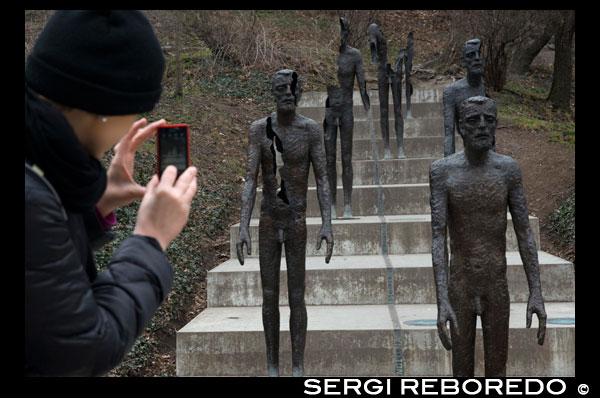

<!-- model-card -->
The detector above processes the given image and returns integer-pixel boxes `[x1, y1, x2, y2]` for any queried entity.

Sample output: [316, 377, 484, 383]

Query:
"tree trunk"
[175, 11, 184, 98]
[434, 10, 469, 71]
[548, 10, 575, 112]
[509, 21, 554, 75]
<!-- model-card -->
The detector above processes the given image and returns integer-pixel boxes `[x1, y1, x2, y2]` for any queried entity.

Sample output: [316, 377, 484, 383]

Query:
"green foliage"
[548, 193, 575, 248]
[196, 69, 272, 107]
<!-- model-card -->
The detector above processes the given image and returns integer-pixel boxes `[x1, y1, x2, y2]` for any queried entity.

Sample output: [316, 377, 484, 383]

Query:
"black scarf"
[25, 84, 107, 213]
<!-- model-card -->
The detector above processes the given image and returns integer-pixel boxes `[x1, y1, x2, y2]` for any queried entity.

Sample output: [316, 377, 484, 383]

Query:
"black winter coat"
[25, 163, 173, 376]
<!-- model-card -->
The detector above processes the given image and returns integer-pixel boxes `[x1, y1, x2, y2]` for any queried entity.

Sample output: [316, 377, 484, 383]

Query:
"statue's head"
[368, 23, 385, 63]
[461, 38, 484, 76]
[271, 69, 303, 113]
[458, 96, 497, 152]
[340, 17, 350, 47]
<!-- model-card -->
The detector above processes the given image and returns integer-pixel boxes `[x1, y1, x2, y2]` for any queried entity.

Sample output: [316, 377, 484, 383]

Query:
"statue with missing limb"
[429, 96, 546, 377]
[236, 69, 334, 377]
[368, 23, 406, 159]
[443, 39, 495, 157]
[405, 31, 415, 119]
[323, 17, 370, 219]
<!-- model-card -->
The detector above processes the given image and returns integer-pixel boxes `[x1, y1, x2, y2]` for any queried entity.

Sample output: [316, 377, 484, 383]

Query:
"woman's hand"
[96, 118, 166, 216]
[134, 165, 198, 251]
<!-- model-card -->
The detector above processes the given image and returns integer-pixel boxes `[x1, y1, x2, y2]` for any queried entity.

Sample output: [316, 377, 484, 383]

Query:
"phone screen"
[157, 125, 189, 178]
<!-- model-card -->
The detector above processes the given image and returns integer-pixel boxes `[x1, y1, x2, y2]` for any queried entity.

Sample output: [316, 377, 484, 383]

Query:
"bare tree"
[547, 10, 575, 112]
[509, 11, 559, 76]
[468, 10, 532, 92]
[434, 10, 470, 71]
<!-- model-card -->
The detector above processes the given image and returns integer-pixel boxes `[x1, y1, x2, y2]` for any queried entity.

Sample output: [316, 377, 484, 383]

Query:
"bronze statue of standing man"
[443, 39, 494, 157]
[237, 69, 334, 377]
[323, 17, 370, 219]
[430, 96, 546, 377]
[368, 23, 407, 159]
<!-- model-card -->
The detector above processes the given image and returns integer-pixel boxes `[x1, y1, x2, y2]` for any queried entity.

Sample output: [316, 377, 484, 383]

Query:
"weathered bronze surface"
[368, 23, 406, 160]
[442, 39, 495, 157]
[324, 17, 370, 219]
[237, 69, 333, 377]
[430, 96, 546, 377]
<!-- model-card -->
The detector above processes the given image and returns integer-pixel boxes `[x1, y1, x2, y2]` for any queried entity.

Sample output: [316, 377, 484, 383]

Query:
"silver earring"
[101, 116, 108, 123]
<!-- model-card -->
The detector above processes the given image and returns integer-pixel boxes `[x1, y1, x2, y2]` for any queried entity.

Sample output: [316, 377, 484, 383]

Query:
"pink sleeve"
[94, 205, 117, 230]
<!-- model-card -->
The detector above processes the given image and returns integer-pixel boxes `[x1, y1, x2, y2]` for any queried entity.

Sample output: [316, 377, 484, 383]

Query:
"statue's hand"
[437, 300, 459, 351]
[236, 227, 251, 266]
[526, 292, 546, 345]
[316, 226, 334, 264]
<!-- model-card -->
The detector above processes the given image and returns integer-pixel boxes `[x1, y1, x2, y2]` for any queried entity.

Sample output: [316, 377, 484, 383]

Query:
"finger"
[326, 241, 333, 263]
[182, 176, 198, 204]
[316, 236, 322, 251]
[159, 165, 178, 188]
[132, 118, 166, 150]
[146, 174, 159, 195]
[537, 313, 546, 345]
[119, 118, 148, 151]
[449, 311, 460, 337]
[526, 308, 532, 329]
[236, 241, 245, 265]
[438, 322, 452, 351]
[247, 238, 252, 255]
[175, 167, 198, 195]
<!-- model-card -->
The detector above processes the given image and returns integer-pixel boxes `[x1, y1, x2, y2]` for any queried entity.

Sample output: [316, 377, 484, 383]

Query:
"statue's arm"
[430, 161, 457, 350]
[354, 53, 371, 112]
[309, 122, 333, 262]
[236, 122, 262, 264]
[442, 87, 456, 157]
[507, 159, 546, 344]
[430, 161, 450, 307]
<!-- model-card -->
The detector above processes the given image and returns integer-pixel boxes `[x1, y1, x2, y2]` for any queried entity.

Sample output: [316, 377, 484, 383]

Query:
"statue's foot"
[384, 148, 393, 159]
[343, 204, 352, 219]
[331, 204, 337, 219]
[397, 149, 407, 159]
[406, 111, 414, 119]
[292, 366, 304, 377]
[268, 366, 280, 377]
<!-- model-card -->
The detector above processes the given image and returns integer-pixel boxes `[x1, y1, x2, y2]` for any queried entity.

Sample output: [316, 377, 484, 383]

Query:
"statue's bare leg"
[449, 282, 477, 377]
[390, 74, 406, 159]
[285, 218, 308, 376]
[324, 114, 338, 219]
[481, 282, 510, 377]
[377, 75, 392, 160]
[340, 108, 354, 219]
[259, 217, 283, 377]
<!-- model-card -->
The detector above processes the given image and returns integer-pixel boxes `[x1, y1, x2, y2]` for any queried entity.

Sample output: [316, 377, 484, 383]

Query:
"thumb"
[146, 174, 159, 195]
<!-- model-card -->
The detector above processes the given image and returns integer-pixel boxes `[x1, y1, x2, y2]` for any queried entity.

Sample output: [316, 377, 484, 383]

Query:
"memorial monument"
[236, 69, 334, 377]
[442, 39, 494, 157]
[429, 96, 546, 377]
[323, 17, 370, 219]
[368, 23, 408, 159]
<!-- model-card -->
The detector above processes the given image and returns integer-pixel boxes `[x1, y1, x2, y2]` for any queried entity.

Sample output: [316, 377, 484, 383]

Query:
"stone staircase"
[176, 87, 575, 377]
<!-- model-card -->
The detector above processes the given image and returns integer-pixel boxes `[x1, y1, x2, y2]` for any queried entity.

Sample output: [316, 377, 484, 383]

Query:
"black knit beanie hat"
[25, 10, 165, 116]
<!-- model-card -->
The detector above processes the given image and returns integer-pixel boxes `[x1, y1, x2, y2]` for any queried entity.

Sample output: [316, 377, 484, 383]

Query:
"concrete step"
[176, 302, 574, 376]
[298, 102, 442, 123]
[253, 183, 431, 219]
[305, 157, 436, 187]
[298, 88, 443, 108]
[230, 214, 540, 258]
[327, 136, 463, 161]
[349, 118, 444, 140]
[207, 252, 574, 307]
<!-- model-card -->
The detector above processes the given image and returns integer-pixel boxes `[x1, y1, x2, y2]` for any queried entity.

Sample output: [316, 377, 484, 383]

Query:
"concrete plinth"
[176, 302, 574, 376]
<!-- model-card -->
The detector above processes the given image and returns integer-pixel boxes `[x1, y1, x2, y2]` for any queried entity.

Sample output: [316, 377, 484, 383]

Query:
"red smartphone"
[156, 124, 190, 178]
